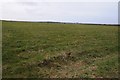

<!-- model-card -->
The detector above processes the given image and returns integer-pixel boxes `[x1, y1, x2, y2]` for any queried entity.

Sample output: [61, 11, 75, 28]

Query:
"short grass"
[2, 21, 118, 78]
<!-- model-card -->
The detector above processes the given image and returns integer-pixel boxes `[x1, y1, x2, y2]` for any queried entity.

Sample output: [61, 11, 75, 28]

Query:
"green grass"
[2, 21, 118, 78]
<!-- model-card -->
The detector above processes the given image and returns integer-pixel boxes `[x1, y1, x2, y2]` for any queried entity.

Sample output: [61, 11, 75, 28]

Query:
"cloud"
[0, 0, 119, 2]
[17, 2, 38, 6]
[1, 1, 118, 24]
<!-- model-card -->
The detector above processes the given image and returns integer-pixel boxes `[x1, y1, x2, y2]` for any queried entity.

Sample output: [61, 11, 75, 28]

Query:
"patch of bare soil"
[37, 52, 89, 78]
[38, 52, 77, 69]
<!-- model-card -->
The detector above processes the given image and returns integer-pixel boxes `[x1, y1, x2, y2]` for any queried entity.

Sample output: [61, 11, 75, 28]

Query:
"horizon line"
[1, 20, 119, 26]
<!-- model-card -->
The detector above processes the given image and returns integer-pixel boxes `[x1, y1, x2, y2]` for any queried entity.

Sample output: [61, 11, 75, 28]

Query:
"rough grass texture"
[2, 21, 118, 78]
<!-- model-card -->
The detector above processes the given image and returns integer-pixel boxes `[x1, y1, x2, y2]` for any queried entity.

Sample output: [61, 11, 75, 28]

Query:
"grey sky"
[0, 0, 119, 24]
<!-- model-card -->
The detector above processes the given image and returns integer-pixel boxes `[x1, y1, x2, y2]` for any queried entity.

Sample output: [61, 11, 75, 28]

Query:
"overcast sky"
[0, 0, 119, 24]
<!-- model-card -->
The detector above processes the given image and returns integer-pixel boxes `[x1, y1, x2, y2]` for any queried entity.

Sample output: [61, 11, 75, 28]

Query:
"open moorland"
[2, 21, 118, 78]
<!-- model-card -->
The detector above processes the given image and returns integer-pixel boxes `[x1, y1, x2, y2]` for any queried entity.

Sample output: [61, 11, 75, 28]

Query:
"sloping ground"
[2, 21, 118, 78]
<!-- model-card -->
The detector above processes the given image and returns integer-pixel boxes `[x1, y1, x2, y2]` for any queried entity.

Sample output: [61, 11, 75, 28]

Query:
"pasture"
[2, 21, 118, 78]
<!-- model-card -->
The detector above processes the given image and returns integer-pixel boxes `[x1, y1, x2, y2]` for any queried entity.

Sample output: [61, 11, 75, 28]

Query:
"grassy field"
[2, 21, 118, 78]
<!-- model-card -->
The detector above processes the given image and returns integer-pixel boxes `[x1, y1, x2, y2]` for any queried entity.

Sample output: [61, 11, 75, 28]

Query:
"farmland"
[2, 21, 118, 78]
